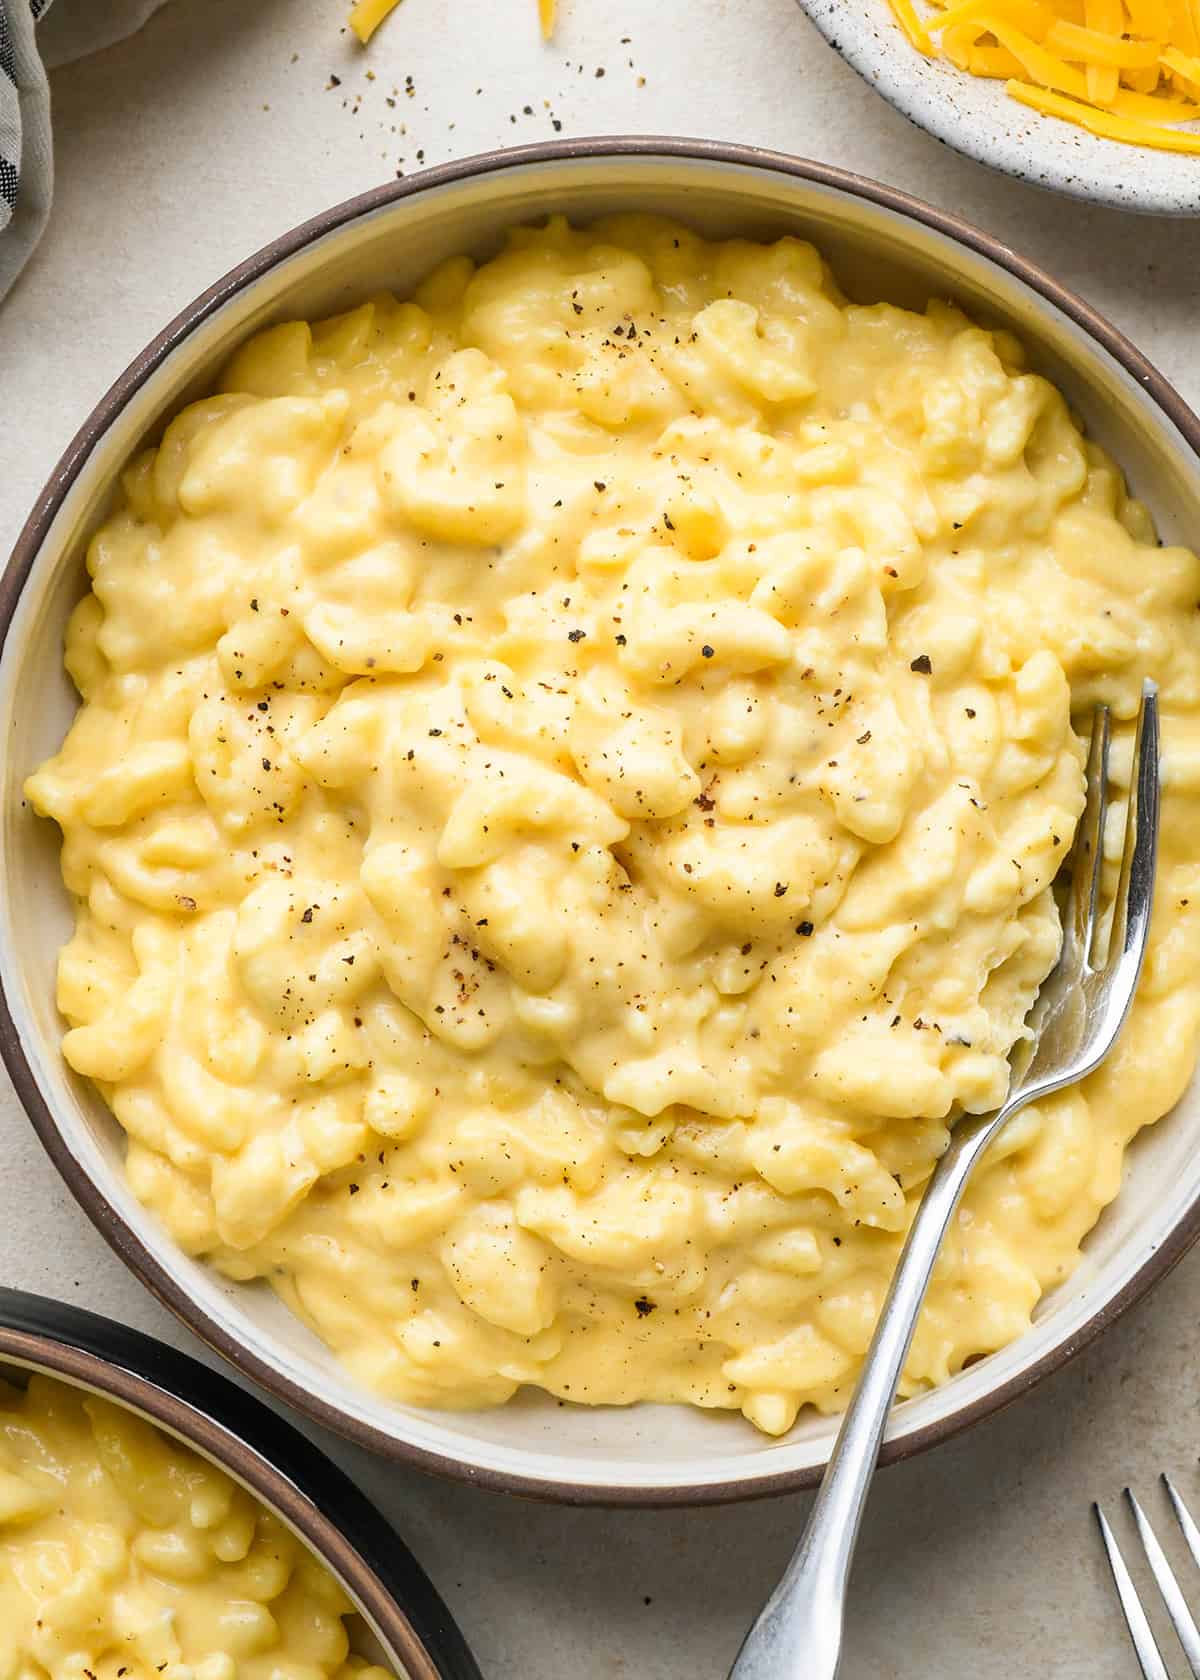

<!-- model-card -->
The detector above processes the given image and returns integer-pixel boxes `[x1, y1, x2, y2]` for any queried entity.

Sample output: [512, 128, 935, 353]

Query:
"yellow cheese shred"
[1162, 43, 1200, 91]
[889, 0, 1200, 149]
[348, 0, 401, 42]
[1084, 0, 1121, 107]
[349, 0, 558, 43]
[891, 0, 937, 50]
[1007, 71, 1200, 138]
[1050, 17, 1162, 67]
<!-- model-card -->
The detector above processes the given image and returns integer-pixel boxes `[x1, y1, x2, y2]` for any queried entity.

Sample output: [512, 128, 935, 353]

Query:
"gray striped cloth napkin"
[1, 0, 170, 301]
[0, 0, 52, 299]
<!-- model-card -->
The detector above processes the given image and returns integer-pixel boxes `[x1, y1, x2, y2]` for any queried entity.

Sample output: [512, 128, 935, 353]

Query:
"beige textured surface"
[1, 1, 1199, 1674]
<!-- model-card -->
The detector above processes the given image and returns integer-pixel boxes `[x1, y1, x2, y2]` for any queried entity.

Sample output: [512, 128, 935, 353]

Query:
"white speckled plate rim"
[795, 0, 1200, 215]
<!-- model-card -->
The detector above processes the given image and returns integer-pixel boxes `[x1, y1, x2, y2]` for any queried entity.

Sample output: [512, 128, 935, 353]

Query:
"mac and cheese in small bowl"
[0, 1288, 481, 1679]
[4, 142, 1200, 1502]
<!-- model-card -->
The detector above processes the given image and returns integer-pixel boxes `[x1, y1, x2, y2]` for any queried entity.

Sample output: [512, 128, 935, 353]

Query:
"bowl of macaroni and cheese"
[0, 1287, 481, 1678]
[4, 139, 1200, 1504]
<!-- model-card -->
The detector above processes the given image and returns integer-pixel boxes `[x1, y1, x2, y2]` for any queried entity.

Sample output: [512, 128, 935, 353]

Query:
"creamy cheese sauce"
[27, 215, 1200, 1434]
[0, 1372, 394, 1677]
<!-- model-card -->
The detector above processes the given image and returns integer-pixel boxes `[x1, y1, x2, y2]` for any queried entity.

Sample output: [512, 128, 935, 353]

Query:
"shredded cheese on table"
[349, 0, 557, 43]
[349, 0, 402, 42]
[887, 0, 1200, 151]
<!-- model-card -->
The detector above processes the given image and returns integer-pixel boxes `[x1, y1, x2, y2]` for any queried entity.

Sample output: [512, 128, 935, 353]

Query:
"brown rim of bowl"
[4, 135, 1200, 1508]
[0, 1288, 481, 1678]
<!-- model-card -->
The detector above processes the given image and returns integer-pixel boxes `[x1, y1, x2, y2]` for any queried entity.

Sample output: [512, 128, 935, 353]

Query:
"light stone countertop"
[2, 2, 1199, 1674]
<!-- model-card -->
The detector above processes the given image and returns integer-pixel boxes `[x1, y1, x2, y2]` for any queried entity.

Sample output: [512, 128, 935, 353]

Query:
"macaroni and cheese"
[0, 1370, 394, 1677]
[27, 216, 1200, 1435]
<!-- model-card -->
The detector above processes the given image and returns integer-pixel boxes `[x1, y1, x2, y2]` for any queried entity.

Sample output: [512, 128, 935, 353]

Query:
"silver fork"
[1097, 1478, 1200, 1677]
[730, 681, 1161, 1680]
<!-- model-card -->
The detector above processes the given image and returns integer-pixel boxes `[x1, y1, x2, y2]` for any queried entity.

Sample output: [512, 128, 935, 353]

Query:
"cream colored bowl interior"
[4, 146, 1199, 1500]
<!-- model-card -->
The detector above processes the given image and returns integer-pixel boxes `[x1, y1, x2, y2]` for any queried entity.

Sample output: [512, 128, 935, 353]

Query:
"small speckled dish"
[795, 0, 1200, 215]
[0, 1287, 481, 1680]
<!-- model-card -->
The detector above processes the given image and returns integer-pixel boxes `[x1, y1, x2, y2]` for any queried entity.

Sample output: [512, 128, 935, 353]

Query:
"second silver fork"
[730, 682, 1161, 1680]
[1098, 1475, 1200, 1678]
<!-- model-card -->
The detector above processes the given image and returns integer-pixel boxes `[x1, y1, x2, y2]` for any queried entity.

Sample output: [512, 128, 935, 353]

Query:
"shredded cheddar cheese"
[889, 0, 1200, 151]
[349, 0, 557, 43]
[1007, 73, 1200, 139]
[349, 0, 401, 43]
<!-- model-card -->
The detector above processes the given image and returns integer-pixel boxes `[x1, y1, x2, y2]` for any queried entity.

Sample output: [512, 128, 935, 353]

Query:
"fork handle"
[728, 1097, 1021, 1680]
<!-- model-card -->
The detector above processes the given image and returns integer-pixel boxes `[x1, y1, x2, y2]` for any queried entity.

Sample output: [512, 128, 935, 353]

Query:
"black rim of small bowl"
[0, 1286, 482, 1679]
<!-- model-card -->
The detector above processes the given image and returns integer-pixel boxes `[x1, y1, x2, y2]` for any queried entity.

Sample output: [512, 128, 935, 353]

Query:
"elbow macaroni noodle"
[0, 1372, 394, 1679]
[26, 216, 1200, 1437]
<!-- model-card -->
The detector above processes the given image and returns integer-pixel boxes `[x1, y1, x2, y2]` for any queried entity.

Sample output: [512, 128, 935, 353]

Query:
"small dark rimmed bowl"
[0, 1288, 480, 1680]
[4, 138, 1200, 1506]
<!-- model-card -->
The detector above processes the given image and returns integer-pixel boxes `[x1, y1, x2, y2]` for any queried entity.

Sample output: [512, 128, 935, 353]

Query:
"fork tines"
[1096, 1475, 1200, 1677]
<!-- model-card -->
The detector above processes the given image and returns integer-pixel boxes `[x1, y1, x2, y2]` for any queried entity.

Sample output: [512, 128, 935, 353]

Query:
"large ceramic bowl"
[0, 1288, 480, 1679]
[794, 0, 1200, 215]
[3, 138, 1200, 1506]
